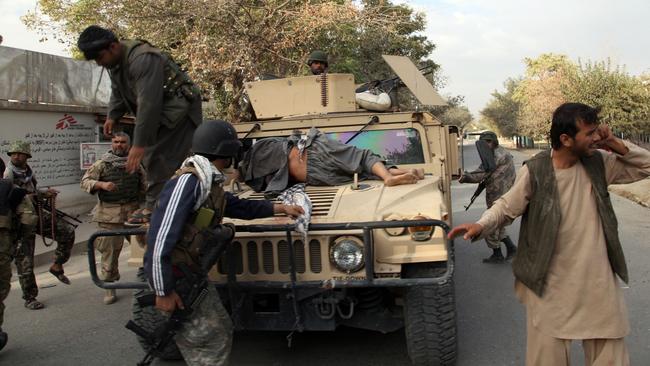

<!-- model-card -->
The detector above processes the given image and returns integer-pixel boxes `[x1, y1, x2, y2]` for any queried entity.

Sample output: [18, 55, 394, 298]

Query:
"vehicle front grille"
[245, 186, 339, 217]
[217, 239, 324, 276]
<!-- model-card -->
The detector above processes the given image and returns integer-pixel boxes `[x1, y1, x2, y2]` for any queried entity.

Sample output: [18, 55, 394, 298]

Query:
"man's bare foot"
[410, 168, 425, 180]
[385, 172, 418, 186]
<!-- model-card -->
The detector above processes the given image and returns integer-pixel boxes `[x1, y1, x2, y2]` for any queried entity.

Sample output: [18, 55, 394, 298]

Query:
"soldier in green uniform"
[307, 50, 329, 75]
[3, 141, 76, 309]
[459, 131, 517, 263]
[81, 132, 145, 304]
[0, 178, 21, 351]
[77, 25, 202, 225]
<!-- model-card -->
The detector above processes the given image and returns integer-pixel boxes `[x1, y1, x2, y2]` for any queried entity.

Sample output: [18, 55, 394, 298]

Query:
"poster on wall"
[0, 111, 97, 186]
[80, 143, 111, 170]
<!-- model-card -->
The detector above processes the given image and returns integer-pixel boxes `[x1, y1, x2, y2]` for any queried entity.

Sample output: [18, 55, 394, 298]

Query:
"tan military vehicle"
[89, 55, 461, 366]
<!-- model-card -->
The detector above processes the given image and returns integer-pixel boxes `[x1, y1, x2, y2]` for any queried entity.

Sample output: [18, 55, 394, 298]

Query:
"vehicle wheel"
[403, 263, 457, 366]
[131, 268, 183, 360]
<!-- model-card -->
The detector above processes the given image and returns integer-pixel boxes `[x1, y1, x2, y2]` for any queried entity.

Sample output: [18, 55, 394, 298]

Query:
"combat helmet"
[479, 131, 499, 146]
[307, 50, 328, 66]
[192, 120, 242, 158]
[7, 140, 32, 158]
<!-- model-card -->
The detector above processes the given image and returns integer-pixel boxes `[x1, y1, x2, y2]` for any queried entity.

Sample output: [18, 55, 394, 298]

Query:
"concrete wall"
[1, 107, 100, 186]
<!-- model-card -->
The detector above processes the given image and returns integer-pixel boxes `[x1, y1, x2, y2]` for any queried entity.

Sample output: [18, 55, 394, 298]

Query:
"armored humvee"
[88, 55, 461, 366]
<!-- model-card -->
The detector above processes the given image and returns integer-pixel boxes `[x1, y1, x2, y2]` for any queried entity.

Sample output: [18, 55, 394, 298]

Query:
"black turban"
[77, 25, 118, 60]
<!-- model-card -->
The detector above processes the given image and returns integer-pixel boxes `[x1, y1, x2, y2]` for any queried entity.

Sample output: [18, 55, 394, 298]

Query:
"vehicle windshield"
[326, 128, 425, 165]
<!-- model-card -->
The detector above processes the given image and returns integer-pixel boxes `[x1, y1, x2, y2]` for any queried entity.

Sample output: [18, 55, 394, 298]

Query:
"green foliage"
[565, 60, 650, 135]
[437, 105, 473, 130]
[482, 53, 649, 139]
[480, 78, 521, 137]
[23, 0, 442, 121]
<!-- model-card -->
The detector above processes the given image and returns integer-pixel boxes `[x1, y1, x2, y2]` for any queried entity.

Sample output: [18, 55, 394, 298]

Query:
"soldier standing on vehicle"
[307, 50, 328, 75]
[459, 131, 517, 263]
[449, 103, 650, 365]
[77, 25, 202, 226]
[3, 141, 76, 310]
[81, 132, 144, 304]
[144, 120, 303, 365]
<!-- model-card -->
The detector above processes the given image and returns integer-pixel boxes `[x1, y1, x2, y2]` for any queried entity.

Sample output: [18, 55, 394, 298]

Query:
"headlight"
[330, 237, 365, 273]
[383, 214, 406, 236]
[408, 215, 434, 241]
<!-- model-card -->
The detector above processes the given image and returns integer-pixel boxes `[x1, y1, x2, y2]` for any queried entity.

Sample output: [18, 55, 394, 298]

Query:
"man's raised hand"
[448, 223, 484, 241]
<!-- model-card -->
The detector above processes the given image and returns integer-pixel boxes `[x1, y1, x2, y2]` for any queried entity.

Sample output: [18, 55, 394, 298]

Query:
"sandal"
[49, 267, 71, 285]
[125, 209, 151, 227]
[24, 298, 45, 310]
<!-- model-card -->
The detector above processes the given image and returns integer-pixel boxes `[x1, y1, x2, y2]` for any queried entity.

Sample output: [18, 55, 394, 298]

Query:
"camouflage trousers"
[15, 203, 75, 300]
[485, 226, 508, 249]
[96, 222, 130, 282]
[174, 286, 233, 366]
[0, 228, 14, 328]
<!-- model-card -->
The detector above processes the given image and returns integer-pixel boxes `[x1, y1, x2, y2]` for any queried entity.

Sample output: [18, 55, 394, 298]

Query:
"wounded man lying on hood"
[238, 128, 424, 196]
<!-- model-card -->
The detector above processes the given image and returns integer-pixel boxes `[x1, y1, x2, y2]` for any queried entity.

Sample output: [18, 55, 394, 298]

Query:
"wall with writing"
[1, 110, 98, 186]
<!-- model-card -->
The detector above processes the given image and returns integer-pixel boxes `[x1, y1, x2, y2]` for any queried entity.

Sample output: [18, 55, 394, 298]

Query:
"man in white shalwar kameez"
[449, 103, 650, 365]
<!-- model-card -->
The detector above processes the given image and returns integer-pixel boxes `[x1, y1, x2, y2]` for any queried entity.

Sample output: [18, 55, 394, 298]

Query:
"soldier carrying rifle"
[459, 131, 517, 263]
[3, 141, 77, 309]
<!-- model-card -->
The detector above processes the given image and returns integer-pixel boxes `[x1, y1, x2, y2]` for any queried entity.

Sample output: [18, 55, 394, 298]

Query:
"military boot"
[104, 289, 117, 305]
[502, 236, 517, 260]
[0, 328, 7, 351]
[482, 248, 505, 264]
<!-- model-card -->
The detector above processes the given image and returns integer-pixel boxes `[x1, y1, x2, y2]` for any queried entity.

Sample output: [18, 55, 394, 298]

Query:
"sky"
[2, 0, 649, 116]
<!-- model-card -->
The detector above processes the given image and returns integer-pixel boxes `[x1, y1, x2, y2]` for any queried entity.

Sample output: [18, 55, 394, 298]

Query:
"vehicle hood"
[227, 176, 445, 226]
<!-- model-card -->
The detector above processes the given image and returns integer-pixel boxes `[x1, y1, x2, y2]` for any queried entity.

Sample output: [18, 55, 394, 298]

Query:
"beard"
[113, 148, 128, 157]
[572, 143, 594, 158]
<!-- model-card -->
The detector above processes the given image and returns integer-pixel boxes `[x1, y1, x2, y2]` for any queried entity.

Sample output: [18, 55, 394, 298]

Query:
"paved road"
[2, 146, 649, 365]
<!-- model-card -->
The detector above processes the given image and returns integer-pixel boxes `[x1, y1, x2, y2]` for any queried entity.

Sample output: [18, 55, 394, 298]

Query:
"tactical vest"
[6, 163, 36, 194]
[0, 179, 13, 229]
[170, 167, 227, 269]
[122, 40, 199, 101]
[97, 161, 141, 204]
[512, 150, 628, 297]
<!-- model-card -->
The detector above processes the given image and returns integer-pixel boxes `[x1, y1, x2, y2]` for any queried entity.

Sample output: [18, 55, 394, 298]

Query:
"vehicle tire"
[403, 263, 457, 366]
[131, 268, 183, 361]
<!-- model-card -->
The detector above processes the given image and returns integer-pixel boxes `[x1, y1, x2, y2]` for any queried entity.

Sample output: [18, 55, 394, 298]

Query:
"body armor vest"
[170, 167, 227, 269]
[119, 40, 200, 102]
[97, 161, 141, 204]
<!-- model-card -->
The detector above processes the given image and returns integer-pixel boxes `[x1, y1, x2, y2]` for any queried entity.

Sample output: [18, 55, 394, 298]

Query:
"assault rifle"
[125, 224, 235, 366]
[42, 201, 82, 228]
[355, 64, 436, 95]
[464, 174, 491, 211]
[463, 139, 496, 211]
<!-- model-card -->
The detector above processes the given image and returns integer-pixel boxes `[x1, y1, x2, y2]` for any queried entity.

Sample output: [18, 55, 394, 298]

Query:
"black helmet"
[479, 131, 499, 146]
[307, 50, 328, 66]
[192, 120, 242, 158]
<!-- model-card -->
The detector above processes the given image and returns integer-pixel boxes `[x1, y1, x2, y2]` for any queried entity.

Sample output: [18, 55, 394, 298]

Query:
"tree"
[513, 53, 575, 138]
[565, 59, 650, 135]
[437, 105, 473, 130]
[23, 0, 441, 122]
[480, 78, 521, 137]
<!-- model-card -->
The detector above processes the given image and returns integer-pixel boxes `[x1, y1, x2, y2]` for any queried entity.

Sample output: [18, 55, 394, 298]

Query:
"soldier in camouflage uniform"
[0, 178, 20, 351]
[3, 141, 76, 309]
[81, 132, 145, 304]
[459, 131, 517, 263]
